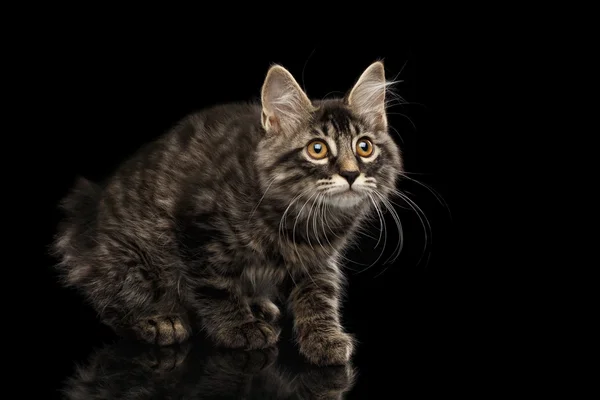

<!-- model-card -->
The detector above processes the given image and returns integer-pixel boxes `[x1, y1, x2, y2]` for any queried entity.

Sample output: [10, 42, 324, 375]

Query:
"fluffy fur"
[52, 61, 403, 366]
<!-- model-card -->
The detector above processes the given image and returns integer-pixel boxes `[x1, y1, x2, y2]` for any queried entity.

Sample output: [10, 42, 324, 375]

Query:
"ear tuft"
[348, 61, 397, 130]
[261, 65, 314, 134]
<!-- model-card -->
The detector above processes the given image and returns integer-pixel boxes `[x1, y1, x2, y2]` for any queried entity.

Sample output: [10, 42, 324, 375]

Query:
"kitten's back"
[52, 101, 263, 262]
[54, 177, 102, 251]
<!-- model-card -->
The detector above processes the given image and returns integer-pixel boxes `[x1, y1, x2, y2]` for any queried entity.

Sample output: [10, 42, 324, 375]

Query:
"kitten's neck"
[276, 199, 370, 248]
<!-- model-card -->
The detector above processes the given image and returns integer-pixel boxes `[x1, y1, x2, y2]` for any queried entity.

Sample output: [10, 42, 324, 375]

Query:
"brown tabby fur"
[52, 61, 402, 366]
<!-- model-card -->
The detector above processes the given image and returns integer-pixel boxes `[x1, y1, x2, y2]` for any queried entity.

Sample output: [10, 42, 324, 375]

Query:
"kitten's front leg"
[195, 280, 280, 350]
[289, 269, 355, 366]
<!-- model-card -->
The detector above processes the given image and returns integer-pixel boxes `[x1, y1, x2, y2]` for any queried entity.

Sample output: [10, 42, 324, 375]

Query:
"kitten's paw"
[250, 298, 281, 323]
[133, 315, 190, 346]
[215, 320, 280, 350]
[299, 331, 355, 366]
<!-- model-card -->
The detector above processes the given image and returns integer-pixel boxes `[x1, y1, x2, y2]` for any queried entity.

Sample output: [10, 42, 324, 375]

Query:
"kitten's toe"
[250, 299, 281, 323]
[133, 315, 191, 346]
[299, 331, 355, 366]
[215, 320, 281, 350]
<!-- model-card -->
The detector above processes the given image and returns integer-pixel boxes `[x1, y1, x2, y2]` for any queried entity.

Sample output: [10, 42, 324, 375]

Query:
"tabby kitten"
[53, 61, 402, 366]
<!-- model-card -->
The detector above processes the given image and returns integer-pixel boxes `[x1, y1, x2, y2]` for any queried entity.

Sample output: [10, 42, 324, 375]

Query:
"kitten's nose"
[340, 170, 360, 186]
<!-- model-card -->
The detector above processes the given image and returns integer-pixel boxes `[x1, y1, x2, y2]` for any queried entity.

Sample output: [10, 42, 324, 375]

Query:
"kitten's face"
[257, 62, 402, 213]
[258, 100, 402, 210]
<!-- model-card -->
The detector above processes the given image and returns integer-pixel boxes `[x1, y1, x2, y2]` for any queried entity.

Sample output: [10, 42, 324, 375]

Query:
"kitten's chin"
[326, 191, 367, 209]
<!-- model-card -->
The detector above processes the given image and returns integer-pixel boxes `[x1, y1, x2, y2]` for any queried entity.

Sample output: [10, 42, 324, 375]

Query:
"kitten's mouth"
[330, 186, 365, 197]
[327, 189, 365, 207]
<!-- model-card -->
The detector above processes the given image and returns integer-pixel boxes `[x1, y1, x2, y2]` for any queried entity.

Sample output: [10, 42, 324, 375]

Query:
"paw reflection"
[133, 342, 191, 373]
[63, 338, 356, 399]
[209, 346, 278, 375]
[295, 364, 356, 399]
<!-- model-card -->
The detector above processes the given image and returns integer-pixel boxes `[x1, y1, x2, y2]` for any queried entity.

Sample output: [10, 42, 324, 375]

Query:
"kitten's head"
[256, 62, 402, 212]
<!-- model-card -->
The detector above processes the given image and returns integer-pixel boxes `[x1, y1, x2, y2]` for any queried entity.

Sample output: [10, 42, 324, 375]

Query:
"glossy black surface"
[33, 23, 478, 398]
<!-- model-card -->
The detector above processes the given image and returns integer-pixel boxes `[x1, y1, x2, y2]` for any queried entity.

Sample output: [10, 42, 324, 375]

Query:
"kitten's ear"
[347, 61, 389, 130]
[261, 65, 314, 134]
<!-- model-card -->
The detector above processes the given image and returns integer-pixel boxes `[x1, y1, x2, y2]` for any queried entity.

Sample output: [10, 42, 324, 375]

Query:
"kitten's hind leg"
[195, 285, 280, 350]
[93, 260, 192, 346]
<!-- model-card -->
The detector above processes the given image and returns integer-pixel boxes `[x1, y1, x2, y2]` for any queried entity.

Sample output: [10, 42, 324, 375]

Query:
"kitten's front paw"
[133, 315, 190, 346]
[299, 331, 355, 366]
[215, 320, 280, 350]
[250, 298, 281, 323]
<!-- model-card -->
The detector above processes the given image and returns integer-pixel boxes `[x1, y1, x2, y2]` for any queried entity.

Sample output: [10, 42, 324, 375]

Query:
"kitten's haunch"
[52, 61, 403, 366]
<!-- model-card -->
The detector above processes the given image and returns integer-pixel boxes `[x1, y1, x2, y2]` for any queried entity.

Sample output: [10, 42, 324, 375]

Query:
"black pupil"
[313, 143, 322, 153]
[360, 142, 368, 151]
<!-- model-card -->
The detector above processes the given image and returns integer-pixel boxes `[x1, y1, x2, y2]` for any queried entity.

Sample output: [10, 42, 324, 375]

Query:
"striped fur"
[52, 61, 402, 366]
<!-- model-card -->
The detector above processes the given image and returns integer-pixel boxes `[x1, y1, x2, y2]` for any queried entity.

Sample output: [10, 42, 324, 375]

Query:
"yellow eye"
[356, 138, 374, 157]
[307, 140, 328, 159]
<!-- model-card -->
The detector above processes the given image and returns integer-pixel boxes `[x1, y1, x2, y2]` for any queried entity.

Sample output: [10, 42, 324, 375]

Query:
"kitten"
[52, 61, 403, 366]
[62, 338, 356, 399]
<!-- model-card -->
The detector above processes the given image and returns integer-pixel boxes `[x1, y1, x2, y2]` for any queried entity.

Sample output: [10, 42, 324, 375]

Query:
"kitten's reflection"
[62, 338, 355, 399]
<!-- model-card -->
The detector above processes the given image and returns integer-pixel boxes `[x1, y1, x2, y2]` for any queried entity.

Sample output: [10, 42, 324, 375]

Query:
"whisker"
[323, 200, 342, 240]
[322, 187, 344, 196]
[247, 176, 277, 222]
[373, 190, 404, 268]
[370, 195, 384, 250]
[388, 125, 405, 144]
[292, 192, 318, 285]
[355, 193, 388, 274]
[319, 196, 334, 250]
[387, 112, 417, 131]
[305, 193, 319, 250]
[313, 194, 327, 253]
[321, 90, 346, 100]
[368, 192, 389, 270]
[278, 190, 310, 245]
[399, 171, 432, 176]
[399, 173, 451, 218]
[389, 189, 432, 268]
[316, 183, 336, 188]
[278, 188, 312, 288]
[354, 225, 379, 241]
[320, 195, 367, 267]
[390, 189, 432, 238]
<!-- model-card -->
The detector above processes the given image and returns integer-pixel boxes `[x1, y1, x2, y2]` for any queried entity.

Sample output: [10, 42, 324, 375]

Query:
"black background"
[27, 18, 497, 398]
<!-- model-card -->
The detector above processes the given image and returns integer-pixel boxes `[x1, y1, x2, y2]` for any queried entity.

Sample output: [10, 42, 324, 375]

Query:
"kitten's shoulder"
[170, 101, 261, 144]
[187, 101, 261, 127]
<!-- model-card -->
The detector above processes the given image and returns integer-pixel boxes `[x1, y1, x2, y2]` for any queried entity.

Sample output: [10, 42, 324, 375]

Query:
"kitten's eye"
[356, 138, 374, 157]
[307, 140, 329, 160]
